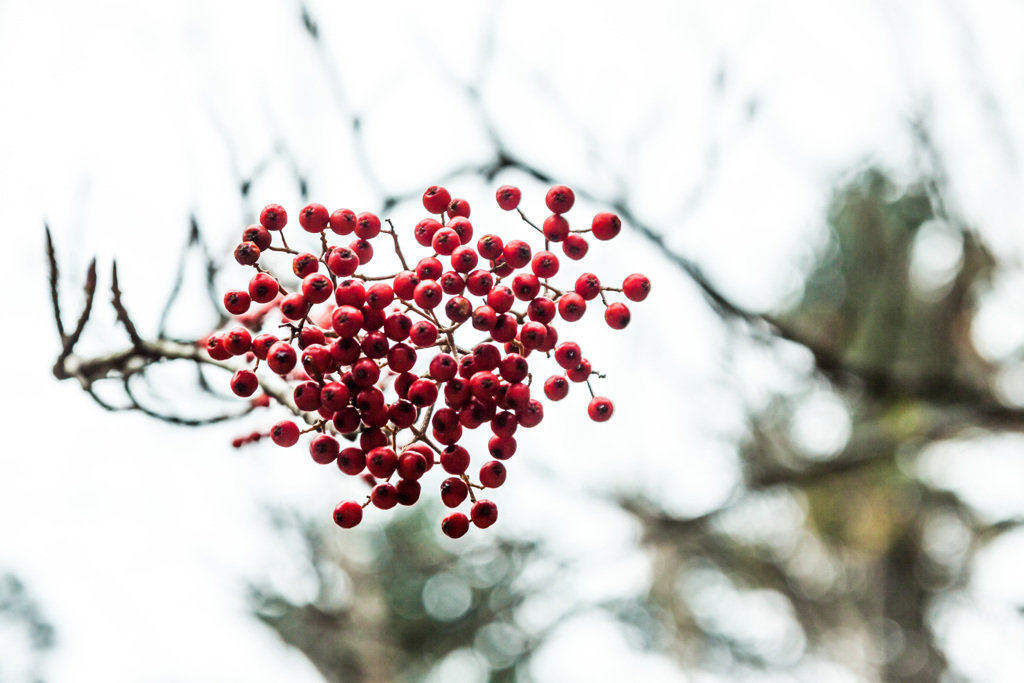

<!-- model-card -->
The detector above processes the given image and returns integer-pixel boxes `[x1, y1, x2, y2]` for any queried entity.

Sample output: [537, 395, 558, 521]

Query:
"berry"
[259, 204, 287, 231]
[622, 273, 651, 302]
[354, 212, 381, 239]
[350, 358, 381, 387]
[440, 477, 469, 508]
[605, 302, 631, 329]
[327, 247, 359, 277]
[441, 512, 470, 539]
[397, 450, 428, 480]
[557, 293, 586, 322]
[471, 500, 498, 529]
[292, 253, 319, 278]
[591, 212, 621, 240]
[545, 185, 575, 213]
[414, 218, 441, 247]
[588, 396, 614, 422]
[299, 203, 329, 233]
[502, 240, 532, 269]
[544, 375, 569, 401]
[329, 208, 357, 235]
[248, 273, 279, 304]
[242, 224, 272, 251]
[267, 342, 297, 374]
[366, 447, 398, 479]
[477, 234, 504, 261]
[409, 320, 438, 347]
[280, 293, 309, 321]
[320, 382, 351, 412]
[447, 216, 473, 245]
[440, 445, 471, 475]
[512, 273, 541, 301]
[479, 461, 506, 488]
[371, 483, 399, 510]
[562, 233, 589, 260]
[270, 421, 300, 447]
[310, 434, 340, 464]
[554, 342, 582, 369]
[488, 435, 517, 460]
[349, 239, 373, 265]
[527, 297, 556, 324]
[423, 186, 451, 215]
[396, 479, 421, 506]
[431, 228, 460, 256]
[466, 270, 494, 297]
[234, 241, 260, 266]
[566, 358, 592, 383]
[333, 501, 363, 528]
[293, 381, 322, 411]
[517, 399, 544, 428]
[574, 273, 602, 301]
[251, 334, 278, 360]
[413, 280, 443, 309]
[496, 185, 521, 211]
[486, 286, 515, 313]
[301, 273, 333, 304]
[366, 282, 395, 310]
[542, 214, 570, 242]
[451, 245, 479, 273]
[447, 198, 471, 219]
[230, 369, 259, 397]
[408, 379, 439, 407]
[337, 448, 366, 475]
[224, 327, 252, 356]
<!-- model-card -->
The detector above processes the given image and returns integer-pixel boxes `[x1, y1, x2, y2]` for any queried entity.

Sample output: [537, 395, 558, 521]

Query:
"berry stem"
[515, 208, 544, 235]
[384, 219, 411, 271]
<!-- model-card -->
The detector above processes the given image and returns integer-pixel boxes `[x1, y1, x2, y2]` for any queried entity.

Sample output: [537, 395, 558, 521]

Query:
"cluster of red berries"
[206, 184, 651, 537]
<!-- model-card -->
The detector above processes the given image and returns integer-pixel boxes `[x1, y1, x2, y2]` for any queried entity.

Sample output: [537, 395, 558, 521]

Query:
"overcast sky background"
[3, 1, 1024, 681]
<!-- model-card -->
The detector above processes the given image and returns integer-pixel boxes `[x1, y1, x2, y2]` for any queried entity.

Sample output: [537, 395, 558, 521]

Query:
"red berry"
[445, 296, 473, 323]
[224, 327, 252, 355]
[542, 214, 570, 242]
[408, 379, 439, 407]
[337, 448, 366, 475]
[447, 198, 471, 219]
[414, 218, 441, 247]
[388, 400, 417, 429]
[260, 204, 287, 231]
[512, 273, 541, 301]
[477, 234, 504, 261]
[499, 354, 529, 383]
[440, 477, 469, 508]
[413, 280, 443, 310]
[587, 396, 614, 422]
[574, 273, 601, 301]
[371, 483, 399, 510]
[441, 512, 470, 538]
[545, 185, 575, 214]
[386, 343, 417, 373]
[517, 399, 544, 428]
[622, 273, 651, 302]
[393, 271, 420, 300]
[230, 369, 259, 397]
[302, 273, 333, 304]
[397, 450, 428, 480]
[486, 285, 515, 313]
[270, 420, 300, 447]
[554, 342, 581, 369]
[447, 216, 474, 245]
[440, 445, 471, 475]
[292, 253, 319, 278]
[566, 358, 592, 383]
[234, 241, 261, 266]
[396, 479, 422, 506]
[267, 341, 297, 375]
[327, 247, 359, 277]
[223, 290, 252, 315]
[354, 212, 381, 239]
[331, 305, 364, 338]
[310, 434, 340, 464]
[251, 333, 278, 360]
[333, 500, 363, 528]
[365, 282, 395, 310]
[544, 375, 569, 401]
[479, 461, 507, 488]
[531, 251, 560, 278]
[466, 270, 494, 297]
[320, 382, 351, 412]
[562, 234, 589, 260]
[329, 208, 357, 235]
[293, 381, 322, 411]
[248, 272, 279, 304]
[366, 447, 398, 479]
[495, 185, 521, 211]
[557, 292, 587, 322]
[431, 228, 460, 256]
[409, 321, 438, 347]
[349, 238, 373, 265]
[279, 293, 309, 321]
[423, 186, 451, 215]
[502, 240, 532, 270]
[527, 297, 556, 324]
[334, 280, 367, 308]
[604, 302, 631, 329]
[471, 500, 498, 529]
[299, 203, 329, 233]
[243, 224, 272, 250]
[383, 312, 412, 341]
[488, 435, 517, 460]
[591, 212, 621, 240]
[333, 407, 362, 434]
[450, 245, 479, 273]
[439, 271, 466, 296]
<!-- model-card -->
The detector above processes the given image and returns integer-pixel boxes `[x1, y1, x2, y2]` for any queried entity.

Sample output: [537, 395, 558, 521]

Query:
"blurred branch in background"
[0, 572, 55, 683]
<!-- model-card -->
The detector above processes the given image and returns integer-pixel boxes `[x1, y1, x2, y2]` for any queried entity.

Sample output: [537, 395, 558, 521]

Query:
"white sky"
[2, 1, 1024, 681]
